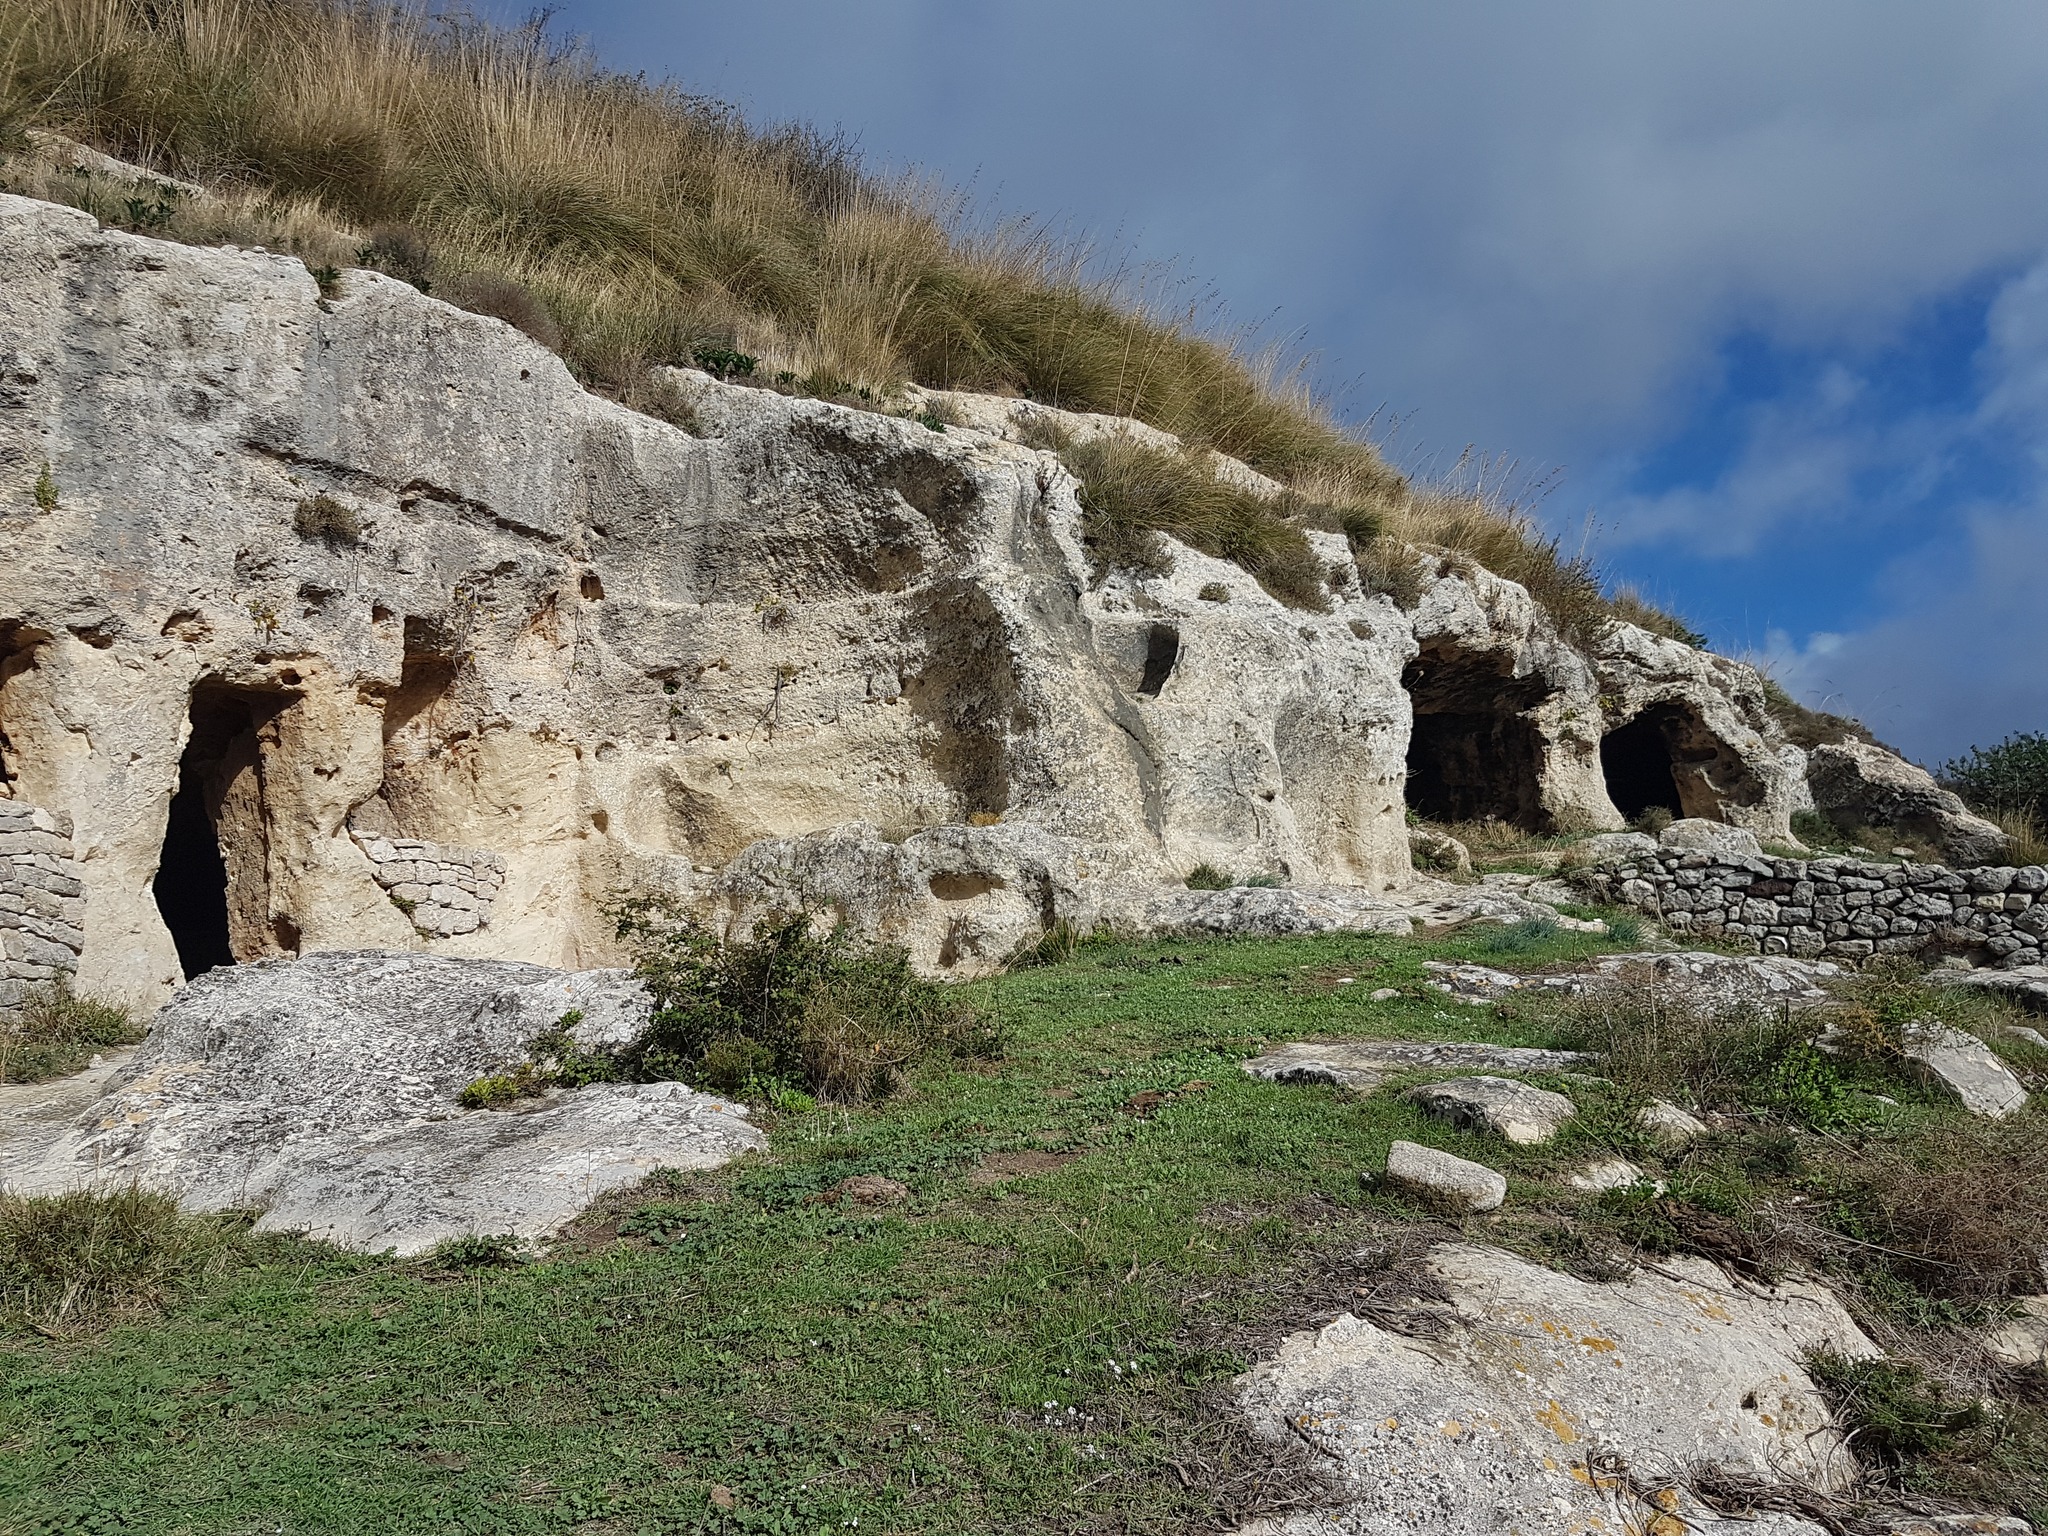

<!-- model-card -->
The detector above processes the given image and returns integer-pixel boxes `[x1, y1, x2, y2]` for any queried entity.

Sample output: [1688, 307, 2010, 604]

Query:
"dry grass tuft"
[0, 979, 138, 1083]
[0, 1185, 243, 1329]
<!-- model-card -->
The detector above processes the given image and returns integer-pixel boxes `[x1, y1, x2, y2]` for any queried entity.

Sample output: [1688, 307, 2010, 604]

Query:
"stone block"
[1381, 1140, 1506, 1213]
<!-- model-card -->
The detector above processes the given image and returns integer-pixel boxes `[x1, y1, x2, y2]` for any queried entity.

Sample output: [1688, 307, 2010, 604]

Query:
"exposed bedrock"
[0, 193, 1805, 1003]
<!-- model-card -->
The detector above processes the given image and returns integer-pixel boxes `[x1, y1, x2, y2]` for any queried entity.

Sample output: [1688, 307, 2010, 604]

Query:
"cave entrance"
[1401, 642, 1554, 829]
[153, 685, 292, 979]
[1600, 710, 1686, 823]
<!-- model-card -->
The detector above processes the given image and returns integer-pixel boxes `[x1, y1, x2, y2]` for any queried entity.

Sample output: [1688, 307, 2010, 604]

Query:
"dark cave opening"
[1401, 643, 1554, 829]
[1600, 709, 1688, 822]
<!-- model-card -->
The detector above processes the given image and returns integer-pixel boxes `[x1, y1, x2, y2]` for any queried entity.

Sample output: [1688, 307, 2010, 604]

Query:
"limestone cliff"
[0, 193, 1811, 1006]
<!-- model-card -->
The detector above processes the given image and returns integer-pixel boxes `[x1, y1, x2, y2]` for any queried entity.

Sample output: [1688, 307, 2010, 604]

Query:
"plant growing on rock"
[32, 461, 57, 511]
[291, 492, 360, 547]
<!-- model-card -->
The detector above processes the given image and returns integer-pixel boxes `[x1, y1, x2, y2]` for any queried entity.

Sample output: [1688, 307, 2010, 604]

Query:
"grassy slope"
[8, 923, 2042, 1533]
[0, 924, 1642, 1536]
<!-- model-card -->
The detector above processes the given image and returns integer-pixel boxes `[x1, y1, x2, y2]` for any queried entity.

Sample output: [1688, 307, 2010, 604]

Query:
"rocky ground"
[4, 915, 2044, 1534]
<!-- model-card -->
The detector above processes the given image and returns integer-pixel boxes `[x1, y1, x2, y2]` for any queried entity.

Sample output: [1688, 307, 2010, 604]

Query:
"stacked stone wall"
[1575, 849, 2048, 967]
[0, 801, 86, 1012]
[350, 832, 505, 938]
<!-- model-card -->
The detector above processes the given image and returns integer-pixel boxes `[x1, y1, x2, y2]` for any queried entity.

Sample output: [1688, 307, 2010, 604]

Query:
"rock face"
[1807, 741, 2012, 866]
[1236, 1243, 1877, 1536]
[0, 193, 1810, 1003]
[1578, 844, 2048, 969]
[0, 950, 765, 1253]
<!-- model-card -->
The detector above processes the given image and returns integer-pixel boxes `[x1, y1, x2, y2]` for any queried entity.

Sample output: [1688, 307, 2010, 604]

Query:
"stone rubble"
[1380, 1141, 1507, 1212]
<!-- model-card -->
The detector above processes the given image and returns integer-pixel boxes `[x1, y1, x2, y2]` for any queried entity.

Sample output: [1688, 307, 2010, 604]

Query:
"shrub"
[358, 221, 434, 291]
[1630, 805, 1673, 836]
[0, 1186, 237, 1328]
[1196, 582, 1229, 603]
[0, 980, 139, 1083]
[607, 900, 998, 1103]
[1943, 731, 2048, 821]
[1184, 863, 1232, 891]
[292, 492, 360, 546]
[32, 461, 56, 511]
[1790, 808, 1838, 847]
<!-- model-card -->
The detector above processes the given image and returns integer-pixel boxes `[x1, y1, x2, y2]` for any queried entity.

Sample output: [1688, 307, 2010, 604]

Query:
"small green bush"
[1196, 582, 1229, 603]
[1790, 808, 1838, 847]
[431, 1233, 524, 1269]
[1473, 917, 1560, 956]
[292, 492, 360, 547]
[0, 980, 139, 1083]
[1183, 863, 1232, 891]
[691, 345, 757, 379]
[606, 900, 998, 1103]
[1603, 912, 1642, 945]
[1943, 730, 2048, 822]
[1806, 1352, 1986, 1466]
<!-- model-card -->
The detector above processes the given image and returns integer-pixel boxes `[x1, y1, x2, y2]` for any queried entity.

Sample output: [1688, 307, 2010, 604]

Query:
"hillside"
[0, 0, 1704, 643]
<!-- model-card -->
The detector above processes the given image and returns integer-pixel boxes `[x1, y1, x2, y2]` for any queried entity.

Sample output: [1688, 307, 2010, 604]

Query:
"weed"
[691, 344, 757, 379]
[357, 222, 434, 291]
[1791, 807, 1839, 847]
[1184, 863, 1233, 891]
[456, 1064, 546, 1109]
[439, 271, 561, 351]
[1992, 805, 2048, 865]
[291, 491, 359, 546]
[306, 260, 340, 298]
[1063, 434, 1330, 610]
[1197, 581, 1230, 602]
[430, 1233, 525, 1269]
[1603, 912, 1643, 945]
[1630, 805, 1674, 836]
[31, 461, 56, 510]
[0, 979, 138, 1083]
[604, 899, 998, 1102]
[1806, 1351, 1986, 1466]
[1471, 917, 1561, 957]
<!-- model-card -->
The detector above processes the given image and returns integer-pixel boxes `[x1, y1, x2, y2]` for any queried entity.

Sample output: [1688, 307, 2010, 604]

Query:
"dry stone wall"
[349, 830, 504, 938]
[0, 800, 85, 1011]
[1576, 848, 2048, 968]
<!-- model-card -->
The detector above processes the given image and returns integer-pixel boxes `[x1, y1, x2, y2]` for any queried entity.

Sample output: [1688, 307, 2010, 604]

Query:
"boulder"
[1241, 1039, 1593, 1092]
[1807, 741, 2012, 866]
[1380, 1141, 1507, 1212]
[1407, 825, 1471, 874]
[1638, 1098, 1711, 1147]
[1565, 1157, 1654, 1194]
[1405, 1075, 1577, 1144]
[1236, 1242, 1879, 1536]
[0, 951, 765, 1253]
[1898, 1021, 2030, 1118]
[1984, 1295, 2048, 1370]
[1660, 817, 1764, 858]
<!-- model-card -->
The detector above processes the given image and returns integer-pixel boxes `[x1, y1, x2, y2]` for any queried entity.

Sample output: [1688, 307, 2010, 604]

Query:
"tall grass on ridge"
[0, 0, 1698, 641]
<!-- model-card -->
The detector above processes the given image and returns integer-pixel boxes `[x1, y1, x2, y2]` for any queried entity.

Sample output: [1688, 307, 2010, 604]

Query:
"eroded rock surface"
[1236, 1243, 1877, 1536]
[1807, 741, 2011, 867]
[1405, 1074, 1576, 1144]
[1241, 1039, 1593, 1091]
[0, 951, 763, 1253]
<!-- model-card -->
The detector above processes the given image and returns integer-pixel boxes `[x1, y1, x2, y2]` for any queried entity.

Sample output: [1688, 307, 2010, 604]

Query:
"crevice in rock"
[1137, 622, 1180, 698]
[1401, 642, 1554, 828]
[154, 683, 295, 977]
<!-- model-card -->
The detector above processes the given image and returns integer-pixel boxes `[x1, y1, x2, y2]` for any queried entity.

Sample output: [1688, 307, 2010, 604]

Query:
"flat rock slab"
[0, 951, 765, 1254]
[1900, 1022, 2029, 1118]
[1241, 1039, 1594, 1091]
[1236, 1242, 1879, 1536]
[1381, 1141, 1506, 1212]
[1406, 1075, 1576, 1144]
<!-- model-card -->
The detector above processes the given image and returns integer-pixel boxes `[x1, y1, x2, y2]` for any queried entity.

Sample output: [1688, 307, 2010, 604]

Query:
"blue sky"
[494, 1, 2048, 765]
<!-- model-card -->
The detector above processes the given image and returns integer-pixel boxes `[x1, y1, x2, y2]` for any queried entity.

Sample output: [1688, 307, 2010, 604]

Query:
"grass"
[2, 922, 2042, 1528]
[0, 980, 138, 1083]
[0, 0, 1697, 643]
[0, 1186, 255, 1331]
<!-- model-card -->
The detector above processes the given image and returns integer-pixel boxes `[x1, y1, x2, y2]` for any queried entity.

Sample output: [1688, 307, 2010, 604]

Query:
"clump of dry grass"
[1991, 807, 2048, 866]
[0, 0, 1699, 643]
[0, 979, 138, 1083]
[0, 1185, 246, 1330]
